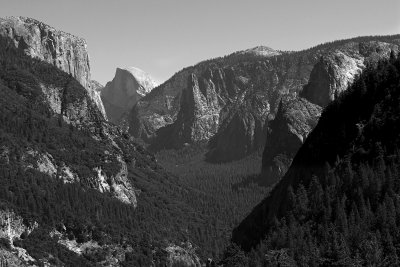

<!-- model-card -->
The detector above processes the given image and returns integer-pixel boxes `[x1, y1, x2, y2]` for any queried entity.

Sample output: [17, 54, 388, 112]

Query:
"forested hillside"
[156, 146, 269, 258]
[0, 34, 227, 265]
[2, 14, 399, 266]
[229, 53, 400, 266]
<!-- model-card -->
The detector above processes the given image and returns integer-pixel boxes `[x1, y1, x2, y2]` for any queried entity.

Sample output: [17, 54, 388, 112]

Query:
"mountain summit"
[0, 18, 211, 266]
[0, 16, 107, 118]
[239, 45, 281, 57]
[101, 66, 158, 124]
[127, 35, 400, 165]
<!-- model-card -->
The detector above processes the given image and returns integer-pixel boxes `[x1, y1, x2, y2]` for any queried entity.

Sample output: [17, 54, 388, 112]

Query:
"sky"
[0, 0, 399, 85]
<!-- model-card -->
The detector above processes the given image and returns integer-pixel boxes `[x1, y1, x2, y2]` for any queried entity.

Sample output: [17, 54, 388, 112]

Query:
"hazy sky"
[0, 0, 399, 85]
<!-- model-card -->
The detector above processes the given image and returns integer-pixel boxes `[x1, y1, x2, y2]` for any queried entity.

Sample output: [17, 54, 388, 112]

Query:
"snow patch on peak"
[101, 66, 158, 123]
[121, 66, 159, 96]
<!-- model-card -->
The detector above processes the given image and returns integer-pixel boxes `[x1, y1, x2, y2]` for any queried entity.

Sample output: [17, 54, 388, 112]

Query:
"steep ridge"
[261, 96, 322, 185]
[90, 80, 103, 91]
[101, 67, 157, 124]
[0, 32, 208, 265]
[258, 38, 399, 183]
[230, 54, 400, 265]
[300, 41, 399, 107]
[129, 36, 400, 163]
[129, 47, 291, 156]
[0, 33, 151, 206]
[0, 16, 106, 118]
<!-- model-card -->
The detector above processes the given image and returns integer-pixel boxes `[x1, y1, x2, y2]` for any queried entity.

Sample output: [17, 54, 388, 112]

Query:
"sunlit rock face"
[91, 80, 107, 119]
[261, 96, 322, 186]
[130, 48, 290, 159]
[0, 209, 38, 244]
[239, 45, 282, 57]
[0, 209, 38, 265]
[101, 67, 158, 124]
[129, 37, 399, 165]
[20, 148, 137, 206]
[263, 40, 399, 183]
[165, 242, 202, 267]
[91, 80, 104, 91]
[0, 17, 170, 207]
[300, 41, 399, 107]
[0, 16, 106, 118]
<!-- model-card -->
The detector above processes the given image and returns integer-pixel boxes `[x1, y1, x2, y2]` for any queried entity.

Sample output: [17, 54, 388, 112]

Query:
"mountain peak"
[115, 66, 158, 96]
[240, 45, 281, 57]
[101, 66, 158, 123]
[0, 16, 86, 42]
[0, 16, 110, 118]
[119, 66, 158, 88]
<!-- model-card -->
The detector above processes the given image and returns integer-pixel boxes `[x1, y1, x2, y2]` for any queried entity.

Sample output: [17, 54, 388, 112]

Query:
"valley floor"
[156, 145, 270, 259]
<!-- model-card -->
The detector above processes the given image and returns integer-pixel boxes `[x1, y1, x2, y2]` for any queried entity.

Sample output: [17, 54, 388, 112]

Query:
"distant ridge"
[128, 34, 400, 164]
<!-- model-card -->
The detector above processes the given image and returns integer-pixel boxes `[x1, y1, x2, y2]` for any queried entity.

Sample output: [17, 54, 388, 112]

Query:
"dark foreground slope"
[0, 35, 212, 266]
[230, 54, 400, 266]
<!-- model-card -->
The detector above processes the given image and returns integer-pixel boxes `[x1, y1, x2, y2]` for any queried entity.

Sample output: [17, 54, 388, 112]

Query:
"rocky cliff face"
[263, 40, 399, 182]
[91, 80, 103, 91]
[165, 242, 201, 267]
[0, 27, 166, 207]
[300, 41, 398, 107]
[0, 210, 38, 245]
[231, 54, 400, 254]
[0, 16, 106, 118]
[129, 37, 400, 164]
[39, 81, 102, 126]
[0, 209, 37, 266]
[90, 80, 107, 118]
[101, 67, 158, 124]
[131, 47, 315, 161]
[21, 146, 138, 206]
[239, 45, 282, 57]
[261, 97, 321, 186]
